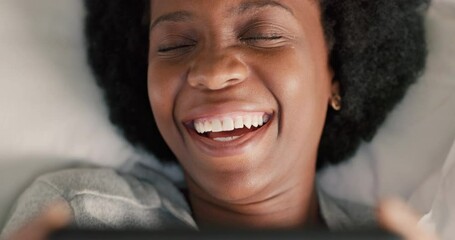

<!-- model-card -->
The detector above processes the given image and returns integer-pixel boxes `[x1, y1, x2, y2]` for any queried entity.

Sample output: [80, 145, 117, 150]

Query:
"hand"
[377, 198, 440, 240]
[6, 202, 71, 240]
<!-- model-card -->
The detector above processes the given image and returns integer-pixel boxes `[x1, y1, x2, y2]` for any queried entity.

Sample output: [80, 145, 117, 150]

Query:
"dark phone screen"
[50, 229, 400, 240]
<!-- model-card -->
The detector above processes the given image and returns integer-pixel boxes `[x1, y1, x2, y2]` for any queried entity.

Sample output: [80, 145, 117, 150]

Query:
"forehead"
[150, 0, 319, 20]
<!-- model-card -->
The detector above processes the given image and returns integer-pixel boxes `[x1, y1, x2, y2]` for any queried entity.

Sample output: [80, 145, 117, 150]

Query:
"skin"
[148, 0, 334, 229]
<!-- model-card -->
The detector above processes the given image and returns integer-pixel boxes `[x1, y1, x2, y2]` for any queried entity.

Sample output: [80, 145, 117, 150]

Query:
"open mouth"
[187, 113, 272, 143]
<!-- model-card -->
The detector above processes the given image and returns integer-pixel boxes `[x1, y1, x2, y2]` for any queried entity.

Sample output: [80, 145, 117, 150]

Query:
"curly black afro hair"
[84, 0, 428, 170]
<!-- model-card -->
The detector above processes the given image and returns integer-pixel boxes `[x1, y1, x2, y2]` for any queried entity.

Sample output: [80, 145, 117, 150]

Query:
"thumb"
[8, 201, 72, 240]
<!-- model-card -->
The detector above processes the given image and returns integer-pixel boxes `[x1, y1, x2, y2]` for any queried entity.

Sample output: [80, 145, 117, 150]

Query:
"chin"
[192, 170, 273, 204]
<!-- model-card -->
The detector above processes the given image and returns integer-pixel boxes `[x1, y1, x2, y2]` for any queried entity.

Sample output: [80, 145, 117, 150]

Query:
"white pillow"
[0, 0, 172, 226]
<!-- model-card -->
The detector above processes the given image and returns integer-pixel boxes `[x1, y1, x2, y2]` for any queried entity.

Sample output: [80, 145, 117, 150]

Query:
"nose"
[187, 48, 248, 90]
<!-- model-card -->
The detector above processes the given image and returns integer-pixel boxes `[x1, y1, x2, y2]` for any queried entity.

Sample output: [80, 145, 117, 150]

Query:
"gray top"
[1, 164, 376, 239]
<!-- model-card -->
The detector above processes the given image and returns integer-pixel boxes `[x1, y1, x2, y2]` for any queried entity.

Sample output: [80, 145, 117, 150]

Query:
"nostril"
[188, 75, 244, 91]
[186, 51, 248, 91]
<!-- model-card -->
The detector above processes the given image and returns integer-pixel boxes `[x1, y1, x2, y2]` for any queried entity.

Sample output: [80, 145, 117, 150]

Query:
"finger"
[38, 201, 72, 230]
[7, 201, 72, 240]
[377, 198, 439, 240]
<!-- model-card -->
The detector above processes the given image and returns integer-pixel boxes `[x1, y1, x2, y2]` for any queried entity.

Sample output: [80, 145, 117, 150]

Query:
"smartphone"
[50, 229, 400, 240]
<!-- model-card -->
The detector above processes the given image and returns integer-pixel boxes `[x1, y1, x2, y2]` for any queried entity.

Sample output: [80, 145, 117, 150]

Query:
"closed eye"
[241, 35, 283, 41]
[156, 34, 197, 55]
[158, 44, 195, 53]
[240, 34, 287, 48]
[238, 21, 289, 48]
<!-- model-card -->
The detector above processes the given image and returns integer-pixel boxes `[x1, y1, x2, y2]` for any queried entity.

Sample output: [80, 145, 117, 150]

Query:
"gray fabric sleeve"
[0, 178, 72, 240]
[1, 167, 197, 240]
[317, 188, 377, 231]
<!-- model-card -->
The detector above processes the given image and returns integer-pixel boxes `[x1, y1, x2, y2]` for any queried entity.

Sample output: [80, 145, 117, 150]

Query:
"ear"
[329, 81, 342, 111]
[326, 67, 338, 101]
[331, 80, 340, 96]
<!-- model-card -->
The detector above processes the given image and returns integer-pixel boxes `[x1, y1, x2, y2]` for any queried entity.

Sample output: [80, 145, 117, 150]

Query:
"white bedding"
[0, 0, 167, 226]
[318, 2, 455, 238]
[420, 141, 455, 239]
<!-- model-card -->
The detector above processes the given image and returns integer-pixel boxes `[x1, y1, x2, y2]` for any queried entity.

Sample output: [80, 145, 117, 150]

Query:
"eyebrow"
[229, 0, 294, 17]
[150, 11, 193, 31]
[150, 0, 293, 31]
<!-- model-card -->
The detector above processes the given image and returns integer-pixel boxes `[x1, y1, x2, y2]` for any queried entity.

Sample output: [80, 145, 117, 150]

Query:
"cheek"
[257, 46, 331, 153]
[147, 62, 184, 145]
[281, 73, 328, 149]
[148, 65, 171, 119]
[261, 47, 330, 116]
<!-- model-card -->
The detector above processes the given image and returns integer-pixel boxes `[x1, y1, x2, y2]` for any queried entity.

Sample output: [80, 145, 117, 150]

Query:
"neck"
[188, 181, 323, 230]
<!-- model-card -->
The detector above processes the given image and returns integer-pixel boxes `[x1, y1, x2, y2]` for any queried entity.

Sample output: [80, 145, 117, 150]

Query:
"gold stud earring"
[331, 94, 342, 111]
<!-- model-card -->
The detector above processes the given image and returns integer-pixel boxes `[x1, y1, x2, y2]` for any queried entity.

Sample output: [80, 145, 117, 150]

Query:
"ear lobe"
[329, 81, 342, 111]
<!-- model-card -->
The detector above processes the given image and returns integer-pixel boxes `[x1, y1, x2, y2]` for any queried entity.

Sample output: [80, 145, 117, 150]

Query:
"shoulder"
[44, 168, 195, 229]
[36, 168, 163, 204]
[3, 168, 196, 237]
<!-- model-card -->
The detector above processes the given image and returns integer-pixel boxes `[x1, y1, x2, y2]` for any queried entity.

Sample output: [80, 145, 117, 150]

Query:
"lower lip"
[185, 117, 273, 158]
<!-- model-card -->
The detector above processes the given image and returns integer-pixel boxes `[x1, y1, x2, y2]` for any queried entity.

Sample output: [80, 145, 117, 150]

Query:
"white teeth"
[213, 136, 241, 142]
[263, 115, 270, 124]
[244, 116, 252, 129]
[222, 118, 235, 131]
[258, 115, 264, 126]
[203, 121, 212, 133]
[252, 115, 259, 127]
[212, 119, 223, 132]
[234, 116, 243, 129]
[193, 113, 270, 134]
[195, 122, 204, 134]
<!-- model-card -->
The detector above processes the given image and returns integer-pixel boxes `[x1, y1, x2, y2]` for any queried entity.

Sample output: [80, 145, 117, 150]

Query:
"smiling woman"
[83, 0, 427, 230]
[1, 0, 429, 238]
[147, 0, 334, 228]
[85, 0, 428, 170]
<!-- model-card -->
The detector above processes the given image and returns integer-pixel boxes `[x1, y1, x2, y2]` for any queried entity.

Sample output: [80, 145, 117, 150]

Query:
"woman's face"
[148, 0, 333, 203]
